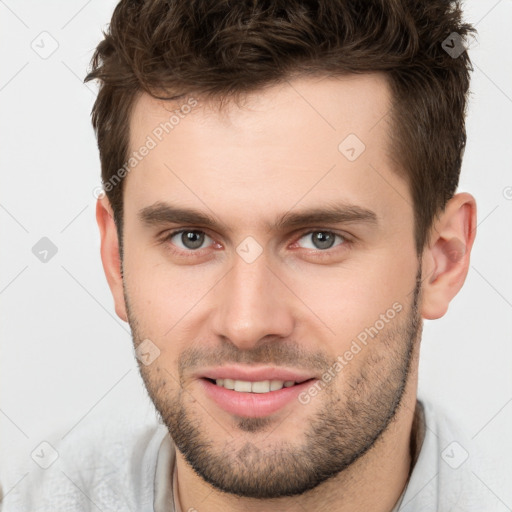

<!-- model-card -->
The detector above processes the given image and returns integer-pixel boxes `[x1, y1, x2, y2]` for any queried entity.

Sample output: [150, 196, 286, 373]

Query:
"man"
[1, 0, 499, 511]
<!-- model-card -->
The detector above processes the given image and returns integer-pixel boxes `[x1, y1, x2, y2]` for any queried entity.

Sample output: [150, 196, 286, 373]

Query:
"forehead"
[130, 73, 392, 144]
[124, 73, 410, 233]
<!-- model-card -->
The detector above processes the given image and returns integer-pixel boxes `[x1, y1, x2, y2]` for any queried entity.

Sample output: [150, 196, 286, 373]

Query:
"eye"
[165, 229, 214, 251]
[161, 228, 350, 258]
[295, 230, 347, 251]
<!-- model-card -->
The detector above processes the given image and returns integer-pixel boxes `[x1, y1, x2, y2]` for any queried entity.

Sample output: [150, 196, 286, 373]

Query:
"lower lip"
[199, 378, 317, 418]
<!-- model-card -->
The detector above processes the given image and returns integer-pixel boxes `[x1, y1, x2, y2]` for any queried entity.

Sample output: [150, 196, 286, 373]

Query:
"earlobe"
[96, 196, 128, 322]
[420, 193, 477, 320]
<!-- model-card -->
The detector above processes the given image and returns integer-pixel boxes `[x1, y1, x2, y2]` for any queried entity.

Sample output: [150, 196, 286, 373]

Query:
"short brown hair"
[85, 0, 475, 255]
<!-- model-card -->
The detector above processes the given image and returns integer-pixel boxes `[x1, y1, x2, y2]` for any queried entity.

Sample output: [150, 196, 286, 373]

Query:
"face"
[119, 74, 423, 498]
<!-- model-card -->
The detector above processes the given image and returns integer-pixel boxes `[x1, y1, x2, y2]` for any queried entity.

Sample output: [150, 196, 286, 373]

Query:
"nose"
[211, 247, 295, 351]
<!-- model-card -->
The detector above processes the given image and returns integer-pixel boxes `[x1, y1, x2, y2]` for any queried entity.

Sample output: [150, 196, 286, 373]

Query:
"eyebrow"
[139, 201, 378, 233]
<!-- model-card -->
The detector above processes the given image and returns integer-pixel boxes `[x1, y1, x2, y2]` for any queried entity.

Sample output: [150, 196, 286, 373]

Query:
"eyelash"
[160, 228, 353, 259]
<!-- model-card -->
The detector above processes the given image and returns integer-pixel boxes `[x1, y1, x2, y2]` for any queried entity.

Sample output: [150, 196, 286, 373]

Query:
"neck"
[175, 387, 421, 512]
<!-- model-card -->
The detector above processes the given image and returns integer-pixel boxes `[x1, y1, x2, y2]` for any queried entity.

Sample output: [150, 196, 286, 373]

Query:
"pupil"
[183, 231, 204, 249]
[314, 231, 334, 249]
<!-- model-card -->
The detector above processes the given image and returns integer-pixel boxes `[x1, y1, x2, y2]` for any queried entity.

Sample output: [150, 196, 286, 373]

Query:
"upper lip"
[196, 365, 316, 383]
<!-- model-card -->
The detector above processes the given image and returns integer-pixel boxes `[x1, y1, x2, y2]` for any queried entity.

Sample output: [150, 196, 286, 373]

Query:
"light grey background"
[1, 0, 511, 507]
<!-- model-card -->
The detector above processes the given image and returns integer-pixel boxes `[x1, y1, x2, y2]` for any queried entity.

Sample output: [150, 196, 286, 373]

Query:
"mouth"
[197, 369, 318, 418]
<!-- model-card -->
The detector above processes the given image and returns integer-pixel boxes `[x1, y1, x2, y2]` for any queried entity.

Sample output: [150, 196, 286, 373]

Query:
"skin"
[97, 73, 476, 512]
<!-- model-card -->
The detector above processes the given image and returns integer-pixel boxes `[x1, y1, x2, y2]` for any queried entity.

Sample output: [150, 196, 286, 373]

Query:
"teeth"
[214, 379, 297, 393]
[270, 380, 284, 391]
[234, 380, 252, 392]
[223, 378, 235, 390]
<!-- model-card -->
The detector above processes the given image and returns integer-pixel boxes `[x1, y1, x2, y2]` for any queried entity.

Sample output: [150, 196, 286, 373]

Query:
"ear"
[96, 196, 128, 322]
[420, 192, 477, 320]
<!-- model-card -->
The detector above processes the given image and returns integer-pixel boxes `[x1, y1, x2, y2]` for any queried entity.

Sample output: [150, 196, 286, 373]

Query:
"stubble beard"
[125, 267, 423, 499]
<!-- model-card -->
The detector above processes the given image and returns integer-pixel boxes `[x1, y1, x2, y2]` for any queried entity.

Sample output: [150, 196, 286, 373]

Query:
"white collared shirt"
[0, 399, 502, 511]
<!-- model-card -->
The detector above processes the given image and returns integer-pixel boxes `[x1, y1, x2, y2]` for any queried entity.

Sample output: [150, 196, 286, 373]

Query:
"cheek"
[284, 251, 415, 344]
[123, 238, 208, 315]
